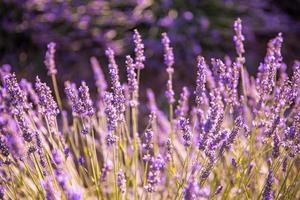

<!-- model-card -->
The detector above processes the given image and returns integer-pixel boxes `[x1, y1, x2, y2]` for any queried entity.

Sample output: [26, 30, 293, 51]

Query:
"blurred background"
[1, 0, 300, 106]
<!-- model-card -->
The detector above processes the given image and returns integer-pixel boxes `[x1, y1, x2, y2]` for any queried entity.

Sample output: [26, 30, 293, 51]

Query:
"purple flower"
[215, 185, 223, 195]
[125, 55, 138, 107]
[144, 154, 165, 193]
[42, 177, 61, 200]
[183, 177, 201, 200]
[133, 29, 145, 70]
[142, 128, 153, 152]
[262, 169, 274, 200]
[103, 92, 118, 132]
[175, 86, 190, 118]
[233, 18, 245, 56]
[105, 48, 126, 122]
[44, 42, 58, 76]
[117, 169, 126, 194]
[64, 82, 84, 116]
[35, 76, 59, 117]
[178, 117, 192, 147]
[161, 32, 174, 70]
[90, 56, 108, 100]
[272, 131, 280, 158]
[195, 56, 207, 107]
[0, 136, 9, 157]
[3, 73, 30, 112]
[100, 160, 113, 182]
[165, 79, 175, 105]
[78, 81, 95, 117]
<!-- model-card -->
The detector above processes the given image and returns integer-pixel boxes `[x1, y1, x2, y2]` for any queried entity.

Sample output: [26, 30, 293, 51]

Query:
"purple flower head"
[103, 92, 118, 132]
[145, 154, 165, 193]
[183, 177, 201, 200]
[267, 33, 283, 64]
[178, 117, 192, 147]
[105, 48, 126, 121]
[215, 185, 223, 195]
[117, 169, 126, 194]
[64, 81, 84, 116]
[0, 136, 9, 157]
[42, 177, 61, 200]
[44, 42, 58, 76]
[78, 81, 95, 117]
[3, 73, 30, 112]
[233, 18, 245, 56]
[66, 185, 83, 200]
[90, 56, 107, 100]
[105, 133, 118, 146]
[165, 79, 175, 105]
[100, 160, 113, 182]
[133, 29, 145, 70]
[272, 131, 280, 158]
[35, 76, 59, 117]
[262, 169, 274, 200]
[195, 56, 207, 106]
[125, 55, 138, 107]
[142, 128, 153, 152]
[161, 32, 174, 70]
[175, 86, 190, 118]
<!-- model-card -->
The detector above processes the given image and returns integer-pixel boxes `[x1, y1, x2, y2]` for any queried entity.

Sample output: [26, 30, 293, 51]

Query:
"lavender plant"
[0, 18, 299, 200]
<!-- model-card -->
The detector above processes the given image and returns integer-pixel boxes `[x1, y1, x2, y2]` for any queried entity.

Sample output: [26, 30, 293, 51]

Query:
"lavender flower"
[165, 79, 175, 105]
[0, 136, 9, 157]
[272, 131, 280, 158]
[233, 18, 245, 56]
[183, 178, 201, 200]
[142, 129, 153, 152]
[90, 56, 108, 99]
[178, 117, 192, 147]
[64, 82, 84, 116]
[175, 87, 190, 118]
[117, 169, 126, 194]
[44, 42, 58, 76]
[105, 48, 126, 121]
[133, 29, 145, 70]
[103, 92, 118, 132]
[35, 77, 59, 117]
[145, 154, 165, 193]
[78, 81, 95, 117]
[3, 73, 30, 112]
[195, 56, 207, 107]
[215, 185, 223, 195]
[125, 55, 138, 107]
[100, 160, 113, 182]
[42, 177, 61, 200]
[161, 32, 174, 70]
[262, 170, 274, 200]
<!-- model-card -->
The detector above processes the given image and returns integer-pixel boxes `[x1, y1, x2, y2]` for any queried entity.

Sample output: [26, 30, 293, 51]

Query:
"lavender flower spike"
[117, 169, 126, 194]
[133, 29, 145, 70]
[105, 48, 126, 121]
[175, 86, 190, 118]
[161, 32, 174, 71]
[178, 117, 192, 147]
[233, 18, 245, 57]
[44, 42, 58, 76]
[90, 57, 108, 99]
[125, 55, 138, 107]
[78, 81, 95, 117]
[35, 76, 59, 117]
[262, 169, 274, 200]
[195, 56, 207, 107]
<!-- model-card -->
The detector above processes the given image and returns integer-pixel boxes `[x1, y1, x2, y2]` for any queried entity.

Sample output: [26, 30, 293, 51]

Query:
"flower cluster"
[0, 18, 299, 200]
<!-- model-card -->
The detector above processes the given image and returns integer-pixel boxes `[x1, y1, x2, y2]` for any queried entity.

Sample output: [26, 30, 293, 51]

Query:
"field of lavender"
[0, 18, 299, 200]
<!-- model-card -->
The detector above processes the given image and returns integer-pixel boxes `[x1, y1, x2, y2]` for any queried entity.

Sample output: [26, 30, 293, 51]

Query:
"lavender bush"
[0, 18, 299, 200]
